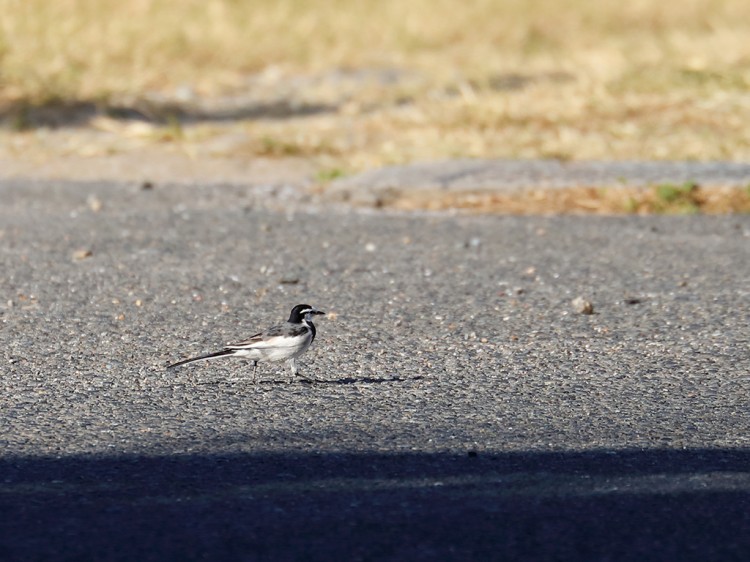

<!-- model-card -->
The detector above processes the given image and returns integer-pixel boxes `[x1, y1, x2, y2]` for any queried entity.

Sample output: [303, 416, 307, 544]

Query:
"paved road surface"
[1, 179, 749, 560]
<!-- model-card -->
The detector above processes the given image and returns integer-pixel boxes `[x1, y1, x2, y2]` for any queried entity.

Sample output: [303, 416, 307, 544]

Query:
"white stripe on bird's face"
[302, 309, 325, 320]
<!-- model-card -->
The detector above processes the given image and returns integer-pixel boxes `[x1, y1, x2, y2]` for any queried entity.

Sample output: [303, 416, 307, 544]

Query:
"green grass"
[655, 182, 698, 203]
[653, 182, 700, 213]
[315, 168, 348, 182]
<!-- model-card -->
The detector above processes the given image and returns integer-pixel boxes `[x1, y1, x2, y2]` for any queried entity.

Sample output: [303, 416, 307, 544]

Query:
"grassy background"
[2, 0, 750, 174]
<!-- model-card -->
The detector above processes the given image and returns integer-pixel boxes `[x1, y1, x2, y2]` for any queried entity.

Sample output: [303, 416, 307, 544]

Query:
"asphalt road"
[1, 179, 749, 560]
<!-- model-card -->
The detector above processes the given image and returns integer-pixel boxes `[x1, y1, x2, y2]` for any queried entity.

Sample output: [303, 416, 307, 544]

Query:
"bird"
[167, 304, 325, 382]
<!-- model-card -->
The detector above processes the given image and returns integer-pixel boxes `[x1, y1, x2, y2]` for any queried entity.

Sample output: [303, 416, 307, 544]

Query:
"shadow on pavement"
[1, 98, 337, 130]
[1, 448, 748, 560]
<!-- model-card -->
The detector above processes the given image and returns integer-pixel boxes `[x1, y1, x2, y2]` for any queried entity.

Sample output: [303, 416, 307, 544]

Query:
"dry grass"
[2, 0, 750, 100]
[382, 184, 750, 215]
[2, 0, 750, 188]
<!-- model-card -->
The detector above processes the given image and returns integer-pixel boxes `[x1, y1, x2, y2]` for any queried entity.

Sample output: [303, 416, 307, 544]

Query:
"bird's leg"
[252, 361, 258, 384]
[290, 358, 314, 383]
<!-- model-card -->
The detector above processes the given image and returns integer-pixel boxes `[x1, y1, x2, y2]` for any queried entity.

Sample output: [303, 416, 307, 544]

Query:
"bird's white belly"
[232, 333, 312, 363]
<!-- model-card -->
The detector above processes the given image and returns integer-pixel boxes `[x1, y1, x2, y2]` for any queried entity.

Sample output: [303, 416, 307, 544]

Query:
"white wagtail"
[167, 304, 325, 382]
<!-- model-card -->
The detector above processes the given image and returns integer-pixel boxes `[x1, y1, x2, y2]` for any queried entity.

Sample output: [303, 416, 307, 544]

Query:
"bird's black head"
[289, 304, 325, 323]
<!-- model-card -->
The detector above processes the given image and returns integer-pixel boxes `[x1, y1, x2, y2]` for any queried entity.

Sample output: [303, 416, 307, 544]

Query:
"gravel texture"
[1, 179, 749, 560]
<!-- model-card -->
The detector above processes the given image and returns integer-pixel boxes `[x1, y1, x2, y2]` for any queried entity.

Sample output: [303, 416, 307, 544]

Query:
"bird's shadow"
[195, 375, 423, 386]
[301, 375, 424, 385]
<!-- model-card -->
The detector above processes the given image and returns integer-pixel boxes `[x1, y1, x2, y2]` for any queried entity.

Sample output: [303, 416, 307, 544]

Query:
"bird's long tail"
[167, 349, 236, 369]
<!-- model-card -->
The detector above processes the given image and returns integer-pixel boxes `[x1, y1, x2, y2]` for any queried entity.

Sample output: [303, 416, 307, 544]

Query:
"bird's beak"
[312, 309, 326, 315]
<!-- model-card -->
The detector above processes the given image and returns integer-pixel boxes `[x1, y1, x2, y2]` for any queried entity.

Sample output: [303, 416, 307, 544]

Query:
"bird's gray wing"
[225, 331, 265, 348]
[226, 322, 309, 348]
[225, 323, 299, 347]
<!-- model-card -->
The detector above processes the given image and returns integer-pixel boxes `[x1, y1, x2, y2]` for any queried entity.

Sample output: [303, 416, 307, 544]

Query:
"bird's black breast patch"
[287, 325, 310, 338]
